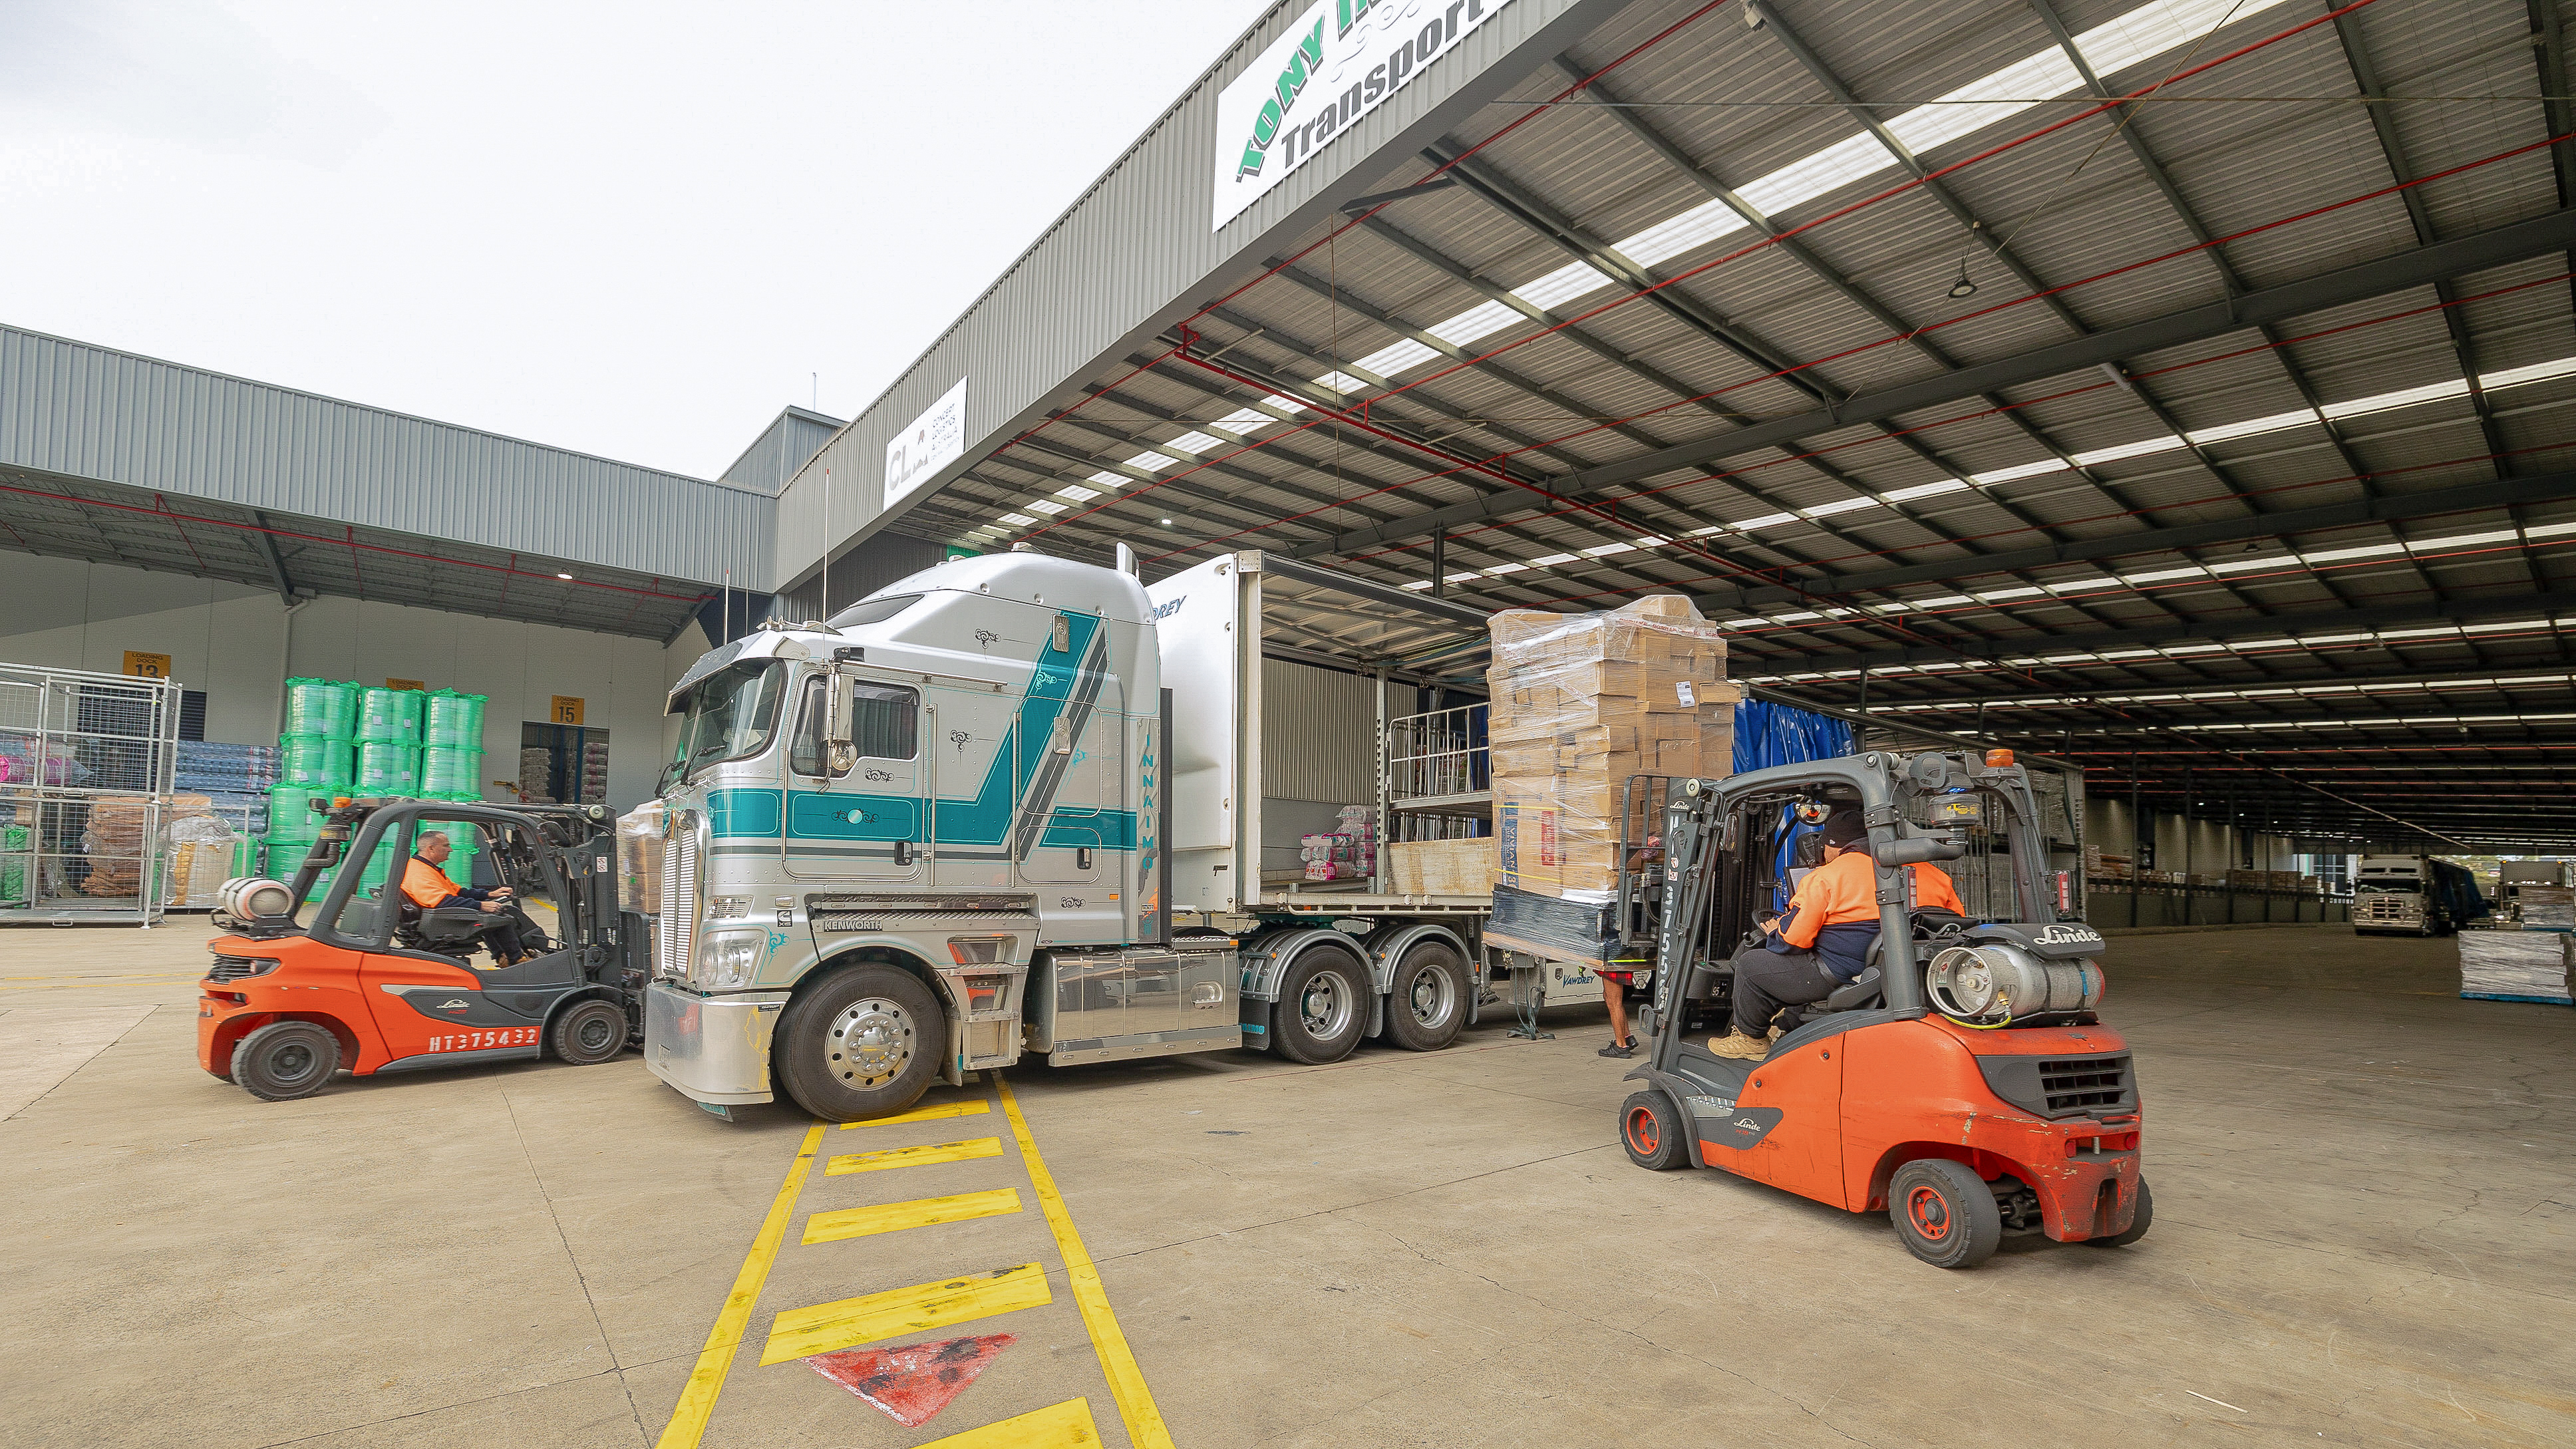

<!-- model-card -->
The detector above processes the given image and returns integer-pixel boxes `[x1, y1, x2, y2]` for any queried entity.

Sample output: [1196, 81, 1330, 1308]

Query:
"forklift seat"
[395, 897, 496, 963]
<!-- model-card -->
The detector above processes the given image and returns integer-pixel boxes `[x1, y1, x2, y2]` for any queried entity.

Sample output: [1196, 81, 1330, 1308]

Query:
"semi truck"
[639, 548, 1502, 1121]
[2352, 854, 2486, 936]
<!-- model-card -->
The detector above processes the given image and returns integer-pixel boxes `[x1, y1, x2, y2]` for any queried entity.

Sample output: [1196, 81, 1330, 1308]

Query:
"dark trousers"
[474, 901, 550, 963]
[1730, 941, 1841, 1037]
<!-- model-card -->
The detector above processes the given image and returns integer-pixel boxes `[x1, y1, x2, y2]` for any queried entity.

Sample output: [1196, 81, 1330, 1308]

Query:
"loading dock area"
[7, 921, 2569, 1446]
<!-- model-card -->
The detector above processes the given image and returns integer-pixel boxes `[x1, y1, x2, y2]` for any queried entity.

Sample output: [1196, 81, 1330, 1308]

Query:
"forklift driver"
[1708, 809, 1965, 1060]
[402, 831, 547, 967]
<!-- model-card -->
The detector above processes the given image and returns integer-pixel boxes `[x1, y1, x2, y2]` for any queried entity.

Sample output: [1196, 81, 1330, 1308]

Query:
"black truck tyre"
[1272, 944, 1368, 1064]
[550, 999, 628, 1066]
[2088, 1176, 2154, 1247]
[1889, 1158, 2003, 1269]
[1620, 1090, 1690, 1170]
[234, 1020, 340, 1102]
[1382, 942, 1466, 1052]
[775, 963, 944, 1122]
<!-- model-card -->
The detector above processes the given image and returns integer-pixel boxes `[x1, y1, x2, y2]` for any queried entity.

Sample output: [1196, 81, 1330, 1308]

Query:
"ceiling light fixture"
[1946, 260, 1978, 299]
[556, 572, 573, 580]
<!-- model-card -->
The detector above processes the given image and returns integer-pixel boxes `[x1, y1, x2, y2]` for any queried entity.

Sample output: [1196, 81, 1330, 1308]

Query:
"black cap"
[1820, 808, 1868, 848]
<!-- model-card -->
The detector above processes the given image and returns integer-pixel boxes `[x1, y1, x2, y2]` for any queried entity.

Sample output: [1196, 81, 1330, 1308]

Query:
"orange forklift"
[1618, 748, 2148, 1268]
[197, 796, 646, 1100]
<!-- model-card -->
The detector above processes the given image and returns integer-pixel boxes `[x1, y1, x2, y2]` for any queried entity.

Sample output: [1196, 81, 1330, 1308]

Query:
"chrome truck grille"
[655, 818, 699, 981]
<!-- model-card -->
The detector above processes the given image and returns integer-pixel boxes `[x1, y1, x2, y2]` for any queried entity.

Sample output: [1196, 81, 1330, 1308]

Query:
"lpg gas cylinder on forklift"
[1617, 747, 2149, 1268]
[196, 796, 646, 1101]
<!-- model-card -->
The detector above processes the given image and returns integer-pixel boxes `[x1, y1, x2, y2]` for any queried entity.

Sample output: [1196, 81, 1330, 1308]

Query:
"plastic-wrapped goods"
[166, 814, 245, 908]
[266, 782, 329, 842]
[355, 687, 424, 746]
[579, 739, 611, 804]
[355, 740, 420, 795]
[617, 800, 667, 915]
[420, 746, 482, 795]
[2460, 930, 2573, 1003]
[277, 734, 353, 788]
[518, 747, 556, 804]
[1486, 595, 1738, 901]
[1, 823, 27, 905]
[423, 689, 488, 750]
[174, 741, 281, 795]
[2521, 886, 2575, 929]
[81, 794, 211, 897]
[283, 678, 359, 739]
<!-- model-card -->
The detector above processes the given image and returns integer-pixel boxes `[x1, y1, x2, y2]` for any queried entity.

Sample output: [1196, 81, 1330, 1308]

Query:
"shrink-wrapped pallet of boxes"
[1484, 595, 1738, 904]
[2520, 885, 2575, 929]
[2460, 929, 2573, 1004]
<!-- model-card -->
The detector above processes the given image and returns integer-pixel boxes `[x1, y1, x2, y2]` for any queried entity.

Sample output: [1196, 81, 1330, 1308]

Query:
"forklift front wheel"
[1889, 1158, 2003, 1269]
[2086, 1176, 2154, 1248]
[232, 1020, 341, 1102]
[1619, 1090, 1690, 1171]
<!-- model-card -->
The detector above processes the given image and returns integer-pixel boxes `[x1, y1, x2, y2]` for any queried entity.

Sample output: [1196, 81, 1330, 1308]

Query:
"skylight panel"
[1358, 339, 1440, 377]
[2409, 529, 2520, 552]
[1734, 511, 1799, 529]
[1427, 299, 1521, 347]
[1879, 479, 1969, 504]
[1215, 408, 1276, 432]
[2480, 354, 2576, 391]
[1970, 458, 2071, 486]
[1164, 432, 1223, 454]
[1001, 513, 1037, 526]
[1313, 371, 1368, 395]
[1026, 500, 1067, 515]
[2120, 565, 2206, 584]
[1087, 471, 1128, 488]
[2077, 0, 2291, 79]
[1884, 48, 2082, 155]
[2207, 555, 2293, 574]
[2319, 377, 2470, 420]
[1736, 132, 1899, 217]
[1054, 484, 1102, 502]
[2046, 577, 2120, 592]
[1124, 451, 1179, 471]
[1583, 542, 1636, 556]
[1513, 260, 1615, 312]
[1975, 586, 2046, 601]
[1914, 594, 1973, 607]
[2184, 408, 2320, 445]
[1482, 562, 1530, 575]
[2297, 543, 2404, 564]
[1617, 197, 1750, 269]
[1527, 553, 1578, 566]
[1803, 496, 1879, 518]
[2071, 435, 2186, 466]
[2525, 520, 2576, 539]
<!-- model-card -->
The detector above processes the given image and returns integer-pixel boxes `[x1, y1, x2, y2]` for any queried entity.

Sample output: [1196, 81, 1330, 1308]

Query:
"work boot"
[1768, 1024, 1788, 1043]
[1708, 1031, 1770, 1060]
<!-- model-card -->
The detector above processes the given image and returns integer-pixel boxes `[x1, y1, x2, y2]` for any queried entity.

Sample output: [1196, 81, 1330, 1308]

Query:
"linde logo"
[1211, 0, 1521, 231]
[2034, 924, 2103, 947]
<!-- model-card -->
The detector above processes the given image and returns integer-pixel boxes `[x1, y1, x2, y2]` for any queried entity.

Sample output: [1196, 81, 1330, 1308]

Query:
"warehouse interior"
[7, 0, 2575, 1444]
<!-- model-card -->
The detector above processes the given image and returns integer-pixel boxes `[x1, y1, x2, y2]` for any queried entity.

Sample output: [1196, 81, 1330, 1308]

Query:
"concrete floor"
[5, 921, 2571, 1447]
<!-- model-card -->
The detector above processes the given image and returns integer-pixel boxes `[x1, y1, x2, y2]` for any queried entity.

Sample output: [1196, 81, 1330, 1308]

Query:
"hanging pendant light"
[1946, 259, 1979, 299]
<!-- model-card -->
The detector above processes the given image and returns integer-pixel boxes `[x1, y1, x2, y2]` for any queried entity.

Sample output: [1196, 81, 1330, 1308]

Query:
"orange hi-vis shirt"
[402, 856, 465, 909]
[1772, 850, 1967, 979]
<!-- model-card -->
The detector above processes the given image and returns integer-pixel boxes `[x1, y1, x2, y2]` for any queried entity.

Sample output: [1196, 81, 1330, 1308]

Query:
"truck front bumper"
[644, 981, 789, 1105]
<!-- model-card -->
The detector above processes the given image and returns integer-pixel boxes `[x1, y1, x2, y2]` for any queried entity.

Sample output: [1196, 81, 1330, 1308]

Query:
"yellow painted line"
[802, 1188, 1024, 1245]
[838, 1098, 993, 1128]
[826, 1136, 1003, 1176]
[652, 1121, 826, 1449]
[758, 1261, 1051, 1365]
[997, 1074, 1174, 1449]
[916, 1396, 1102, 1448]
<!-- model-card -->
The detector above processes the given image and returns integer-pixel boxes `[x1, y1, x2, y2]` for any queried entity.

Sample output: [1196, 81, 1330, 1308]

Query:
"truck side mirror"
[824, 673, 856, 774]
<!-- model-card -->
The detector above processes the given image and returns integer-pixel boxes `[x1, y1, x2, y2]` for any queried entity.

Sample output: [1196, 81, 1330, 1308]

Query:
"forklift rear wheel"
[1382, 943, 1466, 1052]
[550, 999, 628, 1066]
[2086, 1176, 2154, 1247]
[233, 1020, 341, 1102]
[1889, 1158, 2003, 1269]
[776, 963, 943, 1122]
[1619, 1090, 1690, 1170]
[1272, 946, 1368, 1064]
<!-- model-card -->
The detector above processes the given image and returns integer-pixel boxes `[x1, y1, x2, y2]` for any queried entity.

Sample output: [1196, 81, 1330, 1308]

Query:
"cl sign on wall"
[1211, 0, 1520, 231]
[884, 376, 969, 508]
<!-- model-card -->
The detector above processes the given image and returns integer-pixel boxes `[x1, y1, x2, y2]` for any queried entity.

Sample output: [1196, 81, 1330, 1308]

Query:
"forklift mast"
[1647, 749, 2062, 1030]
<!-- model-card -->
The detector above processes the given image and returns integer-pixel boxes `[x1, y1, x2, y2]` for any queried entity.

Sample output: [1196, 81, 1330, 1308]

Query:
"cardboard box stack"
[2460, 928, 2573, 1003]
[1486, 596, 1738, 901]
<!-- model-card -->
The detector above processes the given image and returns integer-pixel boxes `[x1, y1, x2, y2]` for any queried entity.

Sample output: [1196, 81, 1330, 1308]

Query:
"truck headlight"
[697, 930, 763, 989]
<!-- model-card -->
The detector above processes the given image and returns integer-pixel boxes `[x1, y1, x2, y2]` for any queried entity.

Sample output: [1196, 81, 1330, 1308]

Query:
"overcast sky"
[0, 0, 1275, 480]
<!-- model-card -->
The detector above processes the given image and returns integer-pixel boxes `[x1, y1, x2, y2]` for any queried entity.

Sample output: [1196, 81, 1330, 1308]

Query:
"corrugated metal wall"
[1262, 657, 1378, 803]
[718, 406, 844, 496]
[774, 0, 1626, 589]
[1, 326, 774, 588]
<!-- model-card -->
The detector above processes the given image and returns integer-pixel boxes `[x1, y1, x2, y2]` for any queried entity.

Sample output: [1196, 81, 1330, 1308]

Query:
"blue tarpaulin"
[1732, 696, 1855, 774]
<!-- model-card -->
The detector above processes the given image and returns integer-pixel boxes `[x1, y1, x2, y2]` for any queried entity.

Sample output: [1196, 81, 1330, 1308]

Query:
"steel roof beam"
[1307, 206, 2576, 557]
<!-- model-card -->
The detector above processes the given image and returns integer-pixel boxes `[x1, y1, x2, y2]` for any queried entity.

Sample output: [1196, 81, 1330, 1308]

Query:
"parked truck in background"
[637, 548, 1496, 1122]
[2352, 854, 2486, 936]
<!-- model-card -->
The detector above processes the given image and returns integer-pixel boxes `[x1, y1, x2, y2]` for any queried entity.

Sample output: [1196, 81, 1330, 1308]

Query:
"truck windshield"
[2356, 880, 2418, 893]
[668, 661, 785, 787]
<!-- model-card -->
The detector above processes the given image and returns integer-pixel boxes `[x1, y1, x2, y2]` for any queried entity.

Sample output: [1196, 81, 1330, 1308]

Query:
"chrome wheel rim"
[1298, 968, 1354, 1039]
[1405, 961, 1455, 1027]
[830, 997, 913, 1087]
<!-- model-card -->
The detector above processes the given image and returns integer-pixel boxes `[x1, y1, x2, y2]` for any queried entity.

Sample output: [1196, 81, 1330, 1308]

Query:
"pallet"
[2460, 991, 2575, 1005]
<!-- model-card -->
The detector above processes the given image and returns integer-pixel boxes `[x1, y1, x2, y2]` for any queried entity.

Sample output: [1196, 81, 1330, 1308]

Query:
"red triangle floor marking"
[803, 1333, 1017, 1428]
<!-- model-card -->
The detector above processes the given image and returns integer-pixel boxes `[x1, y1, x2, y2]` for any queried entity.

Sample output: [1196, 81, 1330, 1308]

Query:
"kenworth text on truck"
[639, 549, 1498, 1122]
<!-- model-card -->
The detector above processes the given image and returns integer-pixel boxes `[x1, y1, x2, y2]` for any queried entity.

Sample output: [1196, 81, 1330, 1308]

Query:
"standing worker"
[1708, 809, 1965, 1059]
[402, 830, 547, 965]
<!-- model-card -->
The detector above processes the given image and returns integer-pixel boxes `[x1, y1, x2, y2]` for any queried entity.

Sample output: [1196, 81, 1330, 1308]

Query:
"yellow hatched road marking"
[838, 1098, 993, 1128]
[651, 1121, 826, 1449]
[802, 1188, 1024, 1245]
[759, 1261, 1051, 1365]
[827, 1136, 1004, 1175]
[997, 1074, 1175, 1449]
[916, 1396, 1102, 1448]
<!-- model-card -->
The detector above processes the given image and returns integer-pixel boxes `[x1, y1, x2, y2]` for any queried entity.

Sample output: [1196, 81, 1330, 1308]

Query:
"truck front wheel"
[775, 963, 943, 1122]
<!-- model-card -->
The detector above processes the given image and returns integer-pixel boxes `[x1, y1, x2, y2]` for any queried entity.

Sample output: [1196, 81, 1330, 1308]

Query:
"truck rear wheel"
[1273, 945, 1368, 1064]
[1382, 942, 1466, 1052]
[776, 963, 943, 1122]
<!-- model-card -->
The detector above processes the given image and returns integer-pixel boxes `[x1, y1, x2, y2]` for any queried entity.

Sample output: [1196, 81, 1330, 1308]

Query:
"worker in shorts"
[1708, 809, 1963, 1059]
[1599, 834, 1664, 1058]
